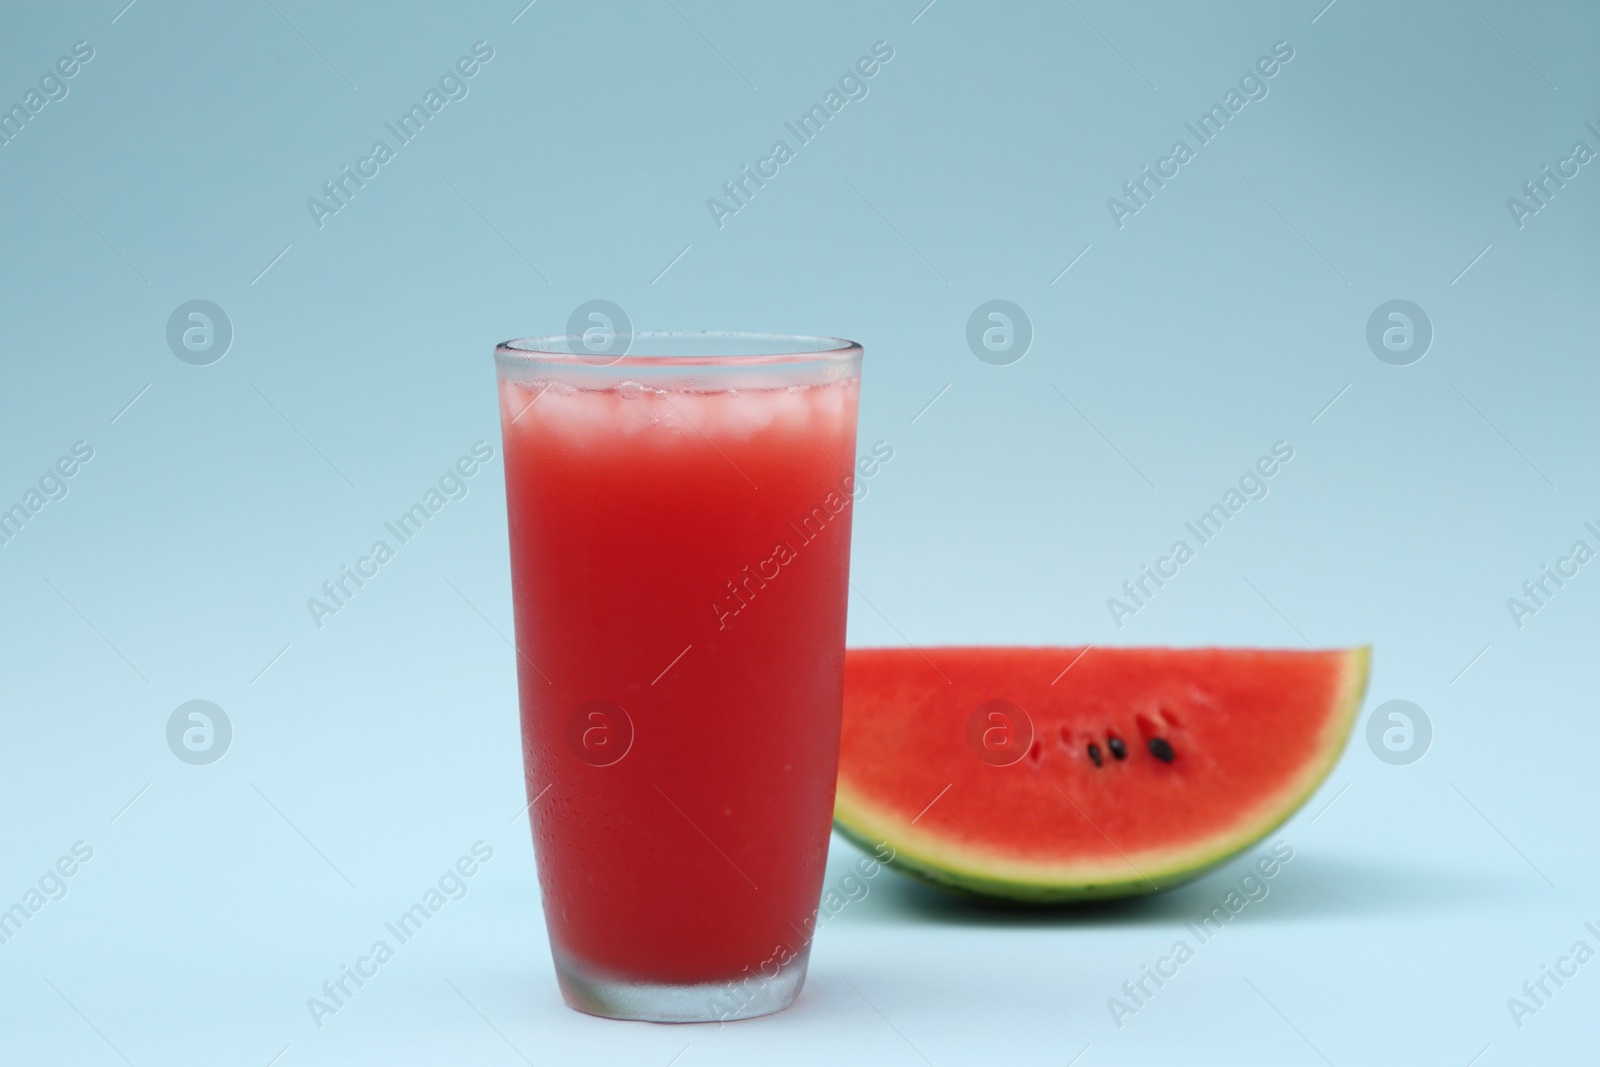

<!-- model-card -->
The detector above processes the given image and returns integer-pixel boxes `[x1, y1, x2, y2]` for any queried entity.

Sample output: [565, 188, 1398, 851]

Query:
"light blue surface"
[1, 0, 1596, 1063]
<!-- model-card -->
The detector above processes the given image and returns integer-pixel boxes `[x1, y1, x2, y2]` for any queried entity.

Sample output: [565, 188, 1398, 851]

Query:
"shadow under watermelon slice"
[833, 646, 1370, 903]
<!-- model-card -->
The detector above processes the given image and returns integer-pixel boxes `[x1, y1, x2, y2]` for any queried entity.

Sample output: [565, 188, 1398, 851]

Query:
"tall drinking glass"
[494, 332, 863, 1022]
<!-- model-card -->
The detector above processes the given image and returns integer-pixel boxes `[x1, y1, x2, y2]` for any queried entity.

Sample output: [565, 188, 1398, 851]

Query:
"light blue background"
[1, 0, 1596, 1063]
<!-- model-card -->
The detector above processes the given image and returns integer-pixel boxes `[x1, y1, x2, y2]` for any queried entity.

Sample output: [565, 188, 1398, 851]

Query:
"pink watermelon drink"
[495, 333, 862, 1021]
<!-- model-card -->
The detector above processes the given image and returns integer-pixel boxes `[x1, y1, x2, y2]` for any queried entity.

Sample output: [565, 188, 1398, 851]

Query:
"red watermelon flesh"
[834, 646, 1369, 902]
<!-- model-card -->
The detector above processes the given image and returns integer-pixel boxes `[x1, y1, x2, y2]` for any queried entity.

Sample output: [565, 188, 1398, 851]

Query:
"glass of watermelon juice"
[493, 332, 863, 1021]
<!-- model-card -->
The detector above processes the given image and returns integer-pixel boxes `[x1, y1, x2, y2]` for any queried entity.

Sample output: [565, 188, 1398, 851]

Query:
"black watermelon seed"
[1148, 737, 1175, 762]
[1107, 736, 1127, 760]
[1087, 743, 1103, 767]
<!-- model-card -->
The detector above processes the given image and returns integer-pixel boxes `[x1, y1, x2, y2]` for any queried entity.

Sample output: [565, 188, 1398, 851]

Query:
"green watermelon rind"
[832, 647, 1371, 905]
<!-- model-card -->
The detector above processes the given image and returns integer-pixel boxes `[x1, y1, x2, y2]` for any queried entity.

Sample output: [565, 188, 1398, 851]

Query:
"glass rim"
[495, 330, 862, 368]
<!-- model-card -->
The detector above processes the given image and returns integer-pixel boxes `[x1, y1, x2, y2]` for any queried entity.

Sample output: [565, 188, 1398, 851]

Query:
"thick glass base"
[553, 948, 810, 1023]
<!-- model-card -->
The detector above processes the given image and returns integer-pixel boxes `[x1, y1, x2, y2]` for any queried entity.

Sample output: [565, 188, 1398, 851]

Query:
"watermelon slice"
[834, 646, 1369, 903]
